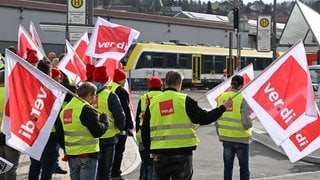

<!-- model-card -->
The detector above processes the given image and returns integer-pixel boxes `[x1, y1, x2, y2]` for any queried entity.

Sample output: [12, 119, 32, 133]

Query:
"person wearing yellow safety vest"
[58, 82, 109, 180]
[0, 67, 21, 180]
[142, 71, 232, 180]
[135, 76, 163, 180]
[217, 75, 253, 180]
[110, 68, 134, 180]
[92, 66, 126, 180]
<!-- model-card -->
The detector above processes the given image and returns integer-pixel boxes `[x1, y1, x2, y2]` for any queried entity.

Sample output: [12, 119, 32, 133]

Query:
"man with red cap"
[86, 63, 95, 82]
[110, 68, 133, 180]
[26, 48, 39, 66]
[135, 76, 163, 180]
[92, 66, 126, 180]
[51, 68, 63, 83]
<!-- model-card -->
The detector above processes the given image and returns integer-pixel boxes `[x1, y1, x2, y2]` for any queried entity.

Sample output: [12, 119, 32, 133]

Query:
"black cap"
[231, 75, 244, 85]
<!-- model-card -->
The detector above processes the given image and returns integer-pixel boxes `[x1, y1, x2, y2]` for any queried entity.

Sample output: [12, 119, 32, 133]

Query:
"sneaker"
[55, 166, 68, 174]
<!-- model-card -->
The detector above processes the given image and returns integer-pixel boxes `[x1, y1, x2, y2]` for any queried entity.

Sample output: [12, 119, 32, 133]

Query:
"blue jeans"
[97, 137, 117, 180]
[223, 141, 250, 180]
[68, 157, 98, 180]
[139, 149, 153, 180]
[28, 139, 59, 180]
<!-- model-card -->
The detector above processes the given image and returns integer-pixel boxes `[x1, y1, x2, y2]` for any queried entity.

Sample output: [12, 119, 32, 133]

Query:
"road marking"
[251, 171, 320, 179]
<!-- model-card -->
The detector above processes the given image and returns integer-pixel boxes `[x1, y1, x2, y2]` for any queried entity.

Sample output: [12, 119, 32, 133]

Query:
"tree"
[206, 1, 213, 14]
[311, 0, 320, 12]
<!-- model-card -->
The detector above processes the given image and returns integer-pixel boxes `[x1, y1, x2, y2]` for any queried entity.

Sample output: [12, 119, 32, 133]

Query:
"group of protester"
[136, 71, 254, 180]
[0, 46, 134, 180]
[0, 45, 254, 180]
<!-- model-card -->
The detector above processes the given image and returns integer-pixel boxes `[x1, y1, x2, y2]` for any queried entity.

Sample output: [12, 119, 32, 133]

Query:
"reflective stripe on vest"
[149, 90, 199, 150]
[60, 97, 99, 155]
[217, 91, 251, 138]
[136, 90, 162, 143]
[96, 88, 120, 138]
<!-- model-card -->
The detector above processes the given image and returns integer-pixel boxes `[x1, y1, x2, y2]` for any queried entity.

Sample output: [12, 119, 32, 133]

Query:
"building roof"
[278, 0, 320, 52]
[175, 10, 285, 36]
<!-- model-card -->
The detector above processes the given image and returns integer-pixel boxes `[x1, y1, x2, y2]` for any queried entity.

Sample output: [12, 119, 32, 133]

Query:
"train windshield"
[120, 43, 137, 67]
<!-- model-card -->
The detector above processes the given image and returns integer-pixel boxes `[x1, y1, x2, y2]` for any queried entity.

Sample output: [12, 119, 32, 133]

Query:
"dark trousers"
[152, 154, 193, 180]
[111, 134, 127, 177]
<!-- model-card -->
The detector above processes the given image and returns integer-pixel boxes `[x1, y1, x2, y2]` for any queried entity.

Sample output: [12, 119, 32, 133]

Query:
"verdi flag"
[29, 21, 45, 55]
[240, 40, 318, 145]
[206, 63, 254, 108]
[58, 40, 87, 85]
[86, 16, 140, 59]
[73, 31, 92, 65]
[17, 24, 45, 62]
[3, 49, 68, 160]
[281, 113, 320, 163]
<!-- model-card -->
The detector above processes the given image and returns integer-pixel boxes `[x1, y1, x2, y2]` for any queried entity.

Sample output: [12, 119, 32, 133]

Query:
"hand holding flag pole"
[193, 96, 235, 130]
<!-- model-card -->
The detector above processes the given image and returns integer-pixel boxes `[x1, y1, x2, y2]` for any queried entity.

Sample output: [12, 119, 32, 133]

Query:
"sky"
[199, 0, 290, 5]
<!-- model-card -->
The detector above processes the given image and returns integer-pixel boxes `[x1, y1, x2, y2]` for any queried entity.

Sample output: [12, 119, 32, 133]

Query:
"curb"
[122, 136, 141, 175]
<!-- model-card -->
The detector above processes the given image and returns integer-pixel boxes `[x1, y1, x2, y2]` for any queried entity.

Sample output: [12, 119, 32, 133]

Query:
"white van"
[309, 65, 320, 107]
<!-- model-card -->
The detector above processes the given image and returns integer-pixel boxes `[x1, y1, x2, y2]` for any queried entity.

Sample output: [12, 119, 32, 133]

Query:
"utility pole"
[272, 0, 277, 60]
[229, 31, 233, 76]
[87, 0, 94, 26]
[233, 6, 241, 72]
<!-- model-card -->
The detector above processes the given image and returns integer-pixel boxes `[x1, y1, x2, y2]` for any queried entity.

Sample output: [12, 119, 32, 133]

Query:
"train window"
[202, 55, 214, 74]
[152, 53, 165, 68]
[167, 53, 177, 68]
[245, 57, 273, 71]
[136, 52, 153, 69]
[214, 55, 226, 73]
[178, 54, 192, 68]
[239, 57, 246, 69]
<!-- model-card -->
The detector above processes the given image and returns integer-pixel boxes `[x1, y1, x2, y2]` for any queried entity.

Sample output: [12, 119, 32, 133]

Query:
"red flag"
[58, 40, 87, 85]
[206, 64, 254, 108]
[281, 113, 320, 162]
[73, 32, 92, 65]
[17, 25, 44, 61]
[241, 40, 318, 145]
[86, 17, 140, 60]
[29, 21, 45, 55]
[2, 49, 67, 160]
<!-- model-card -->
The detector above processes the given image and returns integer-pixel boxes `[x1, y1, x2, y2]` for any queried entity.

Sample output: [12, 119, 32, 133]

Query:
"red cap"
[86, 63, 95, 79]
[93, 66, 109, 83]
[147, 76, 162, 89]
[26, 48, 39, 64]
[51, 68, 61, 79]
[113, 69, 126, 82]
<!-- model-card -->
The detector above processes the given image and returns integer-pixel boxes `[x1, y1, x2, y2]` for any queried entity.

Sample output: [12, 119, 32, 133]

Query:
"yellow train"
[122, 42, 276, 90]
